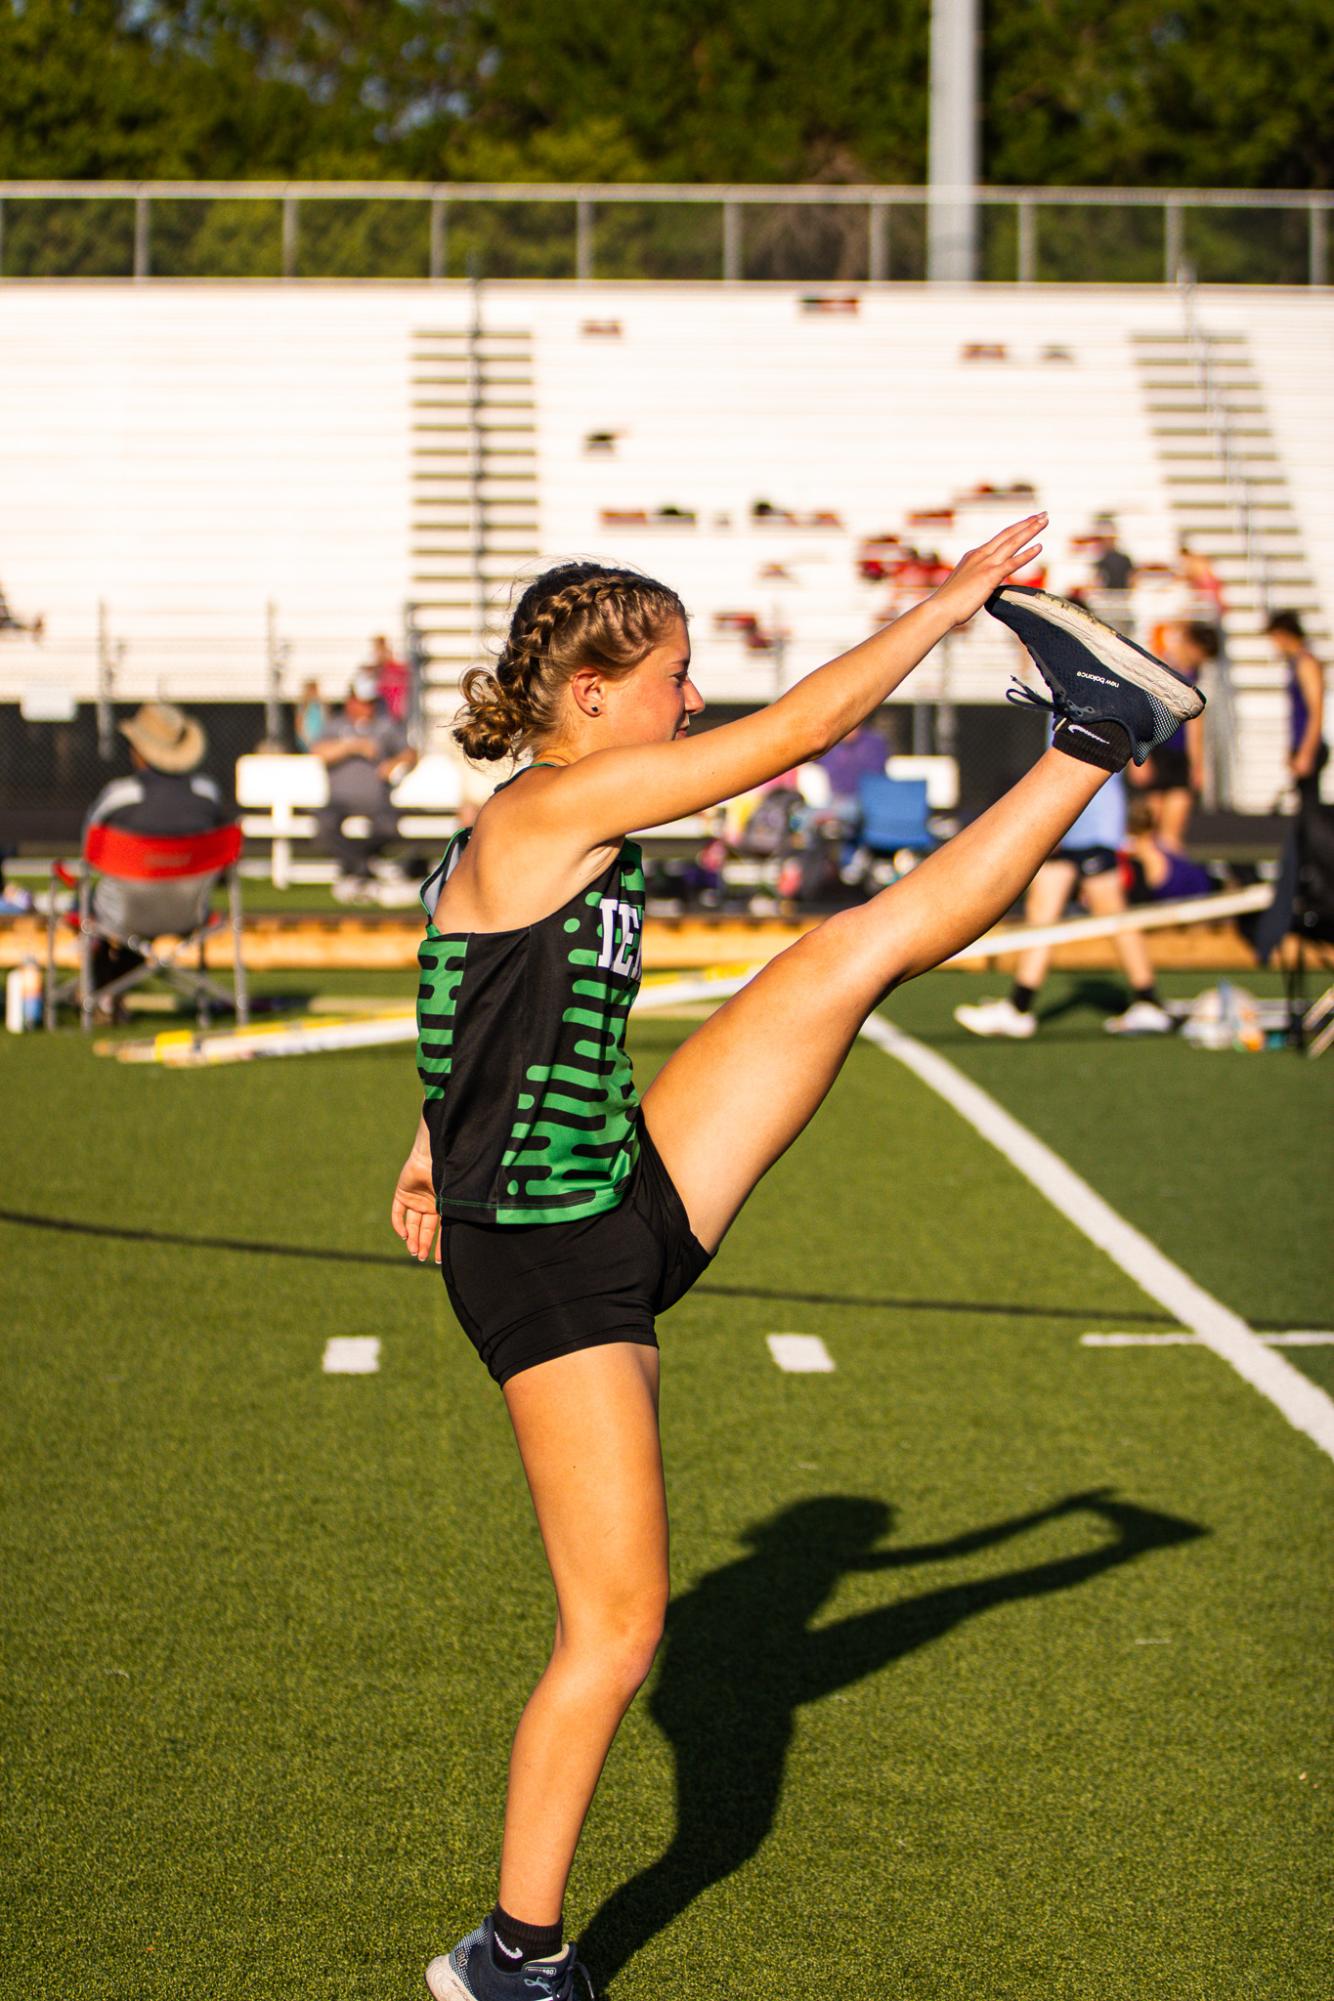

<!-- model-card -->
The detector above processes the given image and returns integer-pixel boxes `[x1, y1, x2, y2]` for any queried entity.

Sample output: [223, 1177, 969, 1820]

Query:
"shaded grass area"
[905, 970, 1334, 1389]
[2, 975, 1331, 1999]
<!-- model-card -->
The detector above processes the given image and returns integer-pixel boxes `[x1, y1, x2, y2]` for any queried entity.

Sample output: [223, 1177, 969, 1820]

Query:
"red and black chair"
[45, 822, 248, 1031]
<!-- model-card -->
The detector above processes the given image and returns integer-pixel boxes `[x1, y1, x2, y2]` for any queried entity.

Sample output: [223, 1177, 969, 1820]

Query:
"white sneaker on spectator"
[954, 997, 1037, 1039]
[1104, 999, 1173, 1036]
[373, 878, 422, 908]
[331, 873, 375, 905]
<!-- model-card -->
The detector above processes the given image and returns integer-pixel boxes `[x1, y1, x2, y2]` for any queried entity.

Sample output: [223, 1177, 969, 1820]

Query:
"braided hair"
[454, 562, 687, 762]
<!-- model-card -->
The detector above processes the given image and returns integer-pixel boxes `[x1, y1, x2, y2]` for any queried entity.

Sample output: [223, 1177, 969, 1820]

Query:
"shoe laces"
[1005, 679, 1058, 718]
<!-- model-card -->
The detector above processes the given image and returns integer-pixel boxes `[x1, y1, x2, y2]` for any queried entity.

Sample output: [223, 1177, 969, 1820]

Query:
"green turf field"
[3, 970, 1331, 2000]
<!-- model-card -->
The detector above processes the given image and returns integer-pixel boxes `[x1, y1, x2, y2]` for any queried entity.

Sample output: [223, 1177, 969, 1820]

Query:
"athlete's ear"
[569, 666, 605, 719]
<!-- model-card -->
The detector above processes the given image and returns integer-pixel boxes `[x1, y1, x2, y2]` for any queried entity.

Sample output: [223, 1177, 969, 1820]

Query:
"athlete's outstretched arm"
[543, 512, 1044, 844]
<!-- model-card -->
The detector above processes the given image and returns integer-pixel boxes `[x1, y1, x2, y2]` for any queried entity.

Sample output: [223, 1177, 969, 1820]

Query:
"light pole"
[928, 0, 980, 282]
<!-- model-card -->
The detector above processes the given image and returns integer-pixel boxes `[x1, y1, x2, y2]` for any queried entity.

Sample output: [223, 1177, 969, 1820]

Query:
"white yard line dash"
[858, 1012, 1334, 1464]
[768, 1333, 836, 1374]
[323, 1336, 381, 1374]
[1081, 1332, 1201, 1347]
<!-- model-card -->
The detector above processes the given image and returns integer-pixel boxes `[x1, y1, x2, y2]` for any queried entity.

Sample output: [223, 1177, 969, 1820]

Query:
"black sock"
[1132, 984, 1161, 1008]
[1051, 717, 1132, 773]
[1009, 983, 1037, 1015]
[491, 1905, 564, 1971]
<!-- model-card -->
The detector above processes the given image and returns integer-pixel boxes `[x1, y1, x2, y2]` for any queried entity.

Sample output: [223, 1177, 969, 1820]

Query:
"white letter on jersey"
[597, 897, 641, 978]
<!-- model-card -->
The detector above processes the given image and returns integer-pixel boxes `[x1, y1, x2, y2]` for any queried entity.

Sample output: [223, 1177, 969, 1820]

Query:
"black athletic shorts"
[1143, 746, 1192, 793]
[1053, 842, 1119, 880]
[439, 1114, 714, 1387]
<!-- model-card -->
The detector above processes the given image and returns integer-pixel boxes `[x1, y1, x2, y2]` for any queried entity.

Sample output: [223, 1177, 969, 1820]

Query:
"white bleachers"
[1, 279, 1330, 813]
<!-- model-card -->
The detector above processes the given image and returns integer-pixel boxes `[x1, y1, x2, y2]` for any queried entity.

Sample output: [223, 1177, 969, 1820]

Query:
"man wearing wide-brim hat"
[81, 702, 234, 994]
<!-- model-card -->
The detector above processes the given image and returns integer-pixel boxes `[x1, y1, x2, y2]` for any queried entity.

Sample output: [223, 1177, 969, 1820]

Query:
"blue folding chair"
[856, 774, 932, 857]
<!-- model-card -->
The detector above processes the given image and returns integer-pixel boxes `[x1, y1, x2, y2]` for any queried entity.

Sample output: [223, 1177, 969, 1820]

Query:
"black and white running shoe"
[986, 585, 1205, 766]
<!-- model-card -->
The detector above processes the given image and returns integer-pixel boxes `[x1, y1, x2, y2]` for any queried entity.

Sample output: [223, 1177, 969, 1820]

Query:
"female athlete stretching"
[390, 514, 1203, 2000]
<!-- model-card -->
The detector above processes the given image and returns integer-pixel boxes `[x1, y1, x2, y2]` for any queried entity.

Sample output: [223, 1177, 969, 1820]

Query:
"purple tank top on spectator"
[1154, 844, 1214, 901]
[1289, 663, 1309, 753]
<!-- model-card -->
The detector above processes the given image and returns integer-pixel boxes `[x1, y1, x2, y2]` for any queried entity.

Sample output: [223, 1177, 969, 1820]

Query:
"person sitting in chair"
[82, 702, 232, 1008]
[309, 671, 417, 901]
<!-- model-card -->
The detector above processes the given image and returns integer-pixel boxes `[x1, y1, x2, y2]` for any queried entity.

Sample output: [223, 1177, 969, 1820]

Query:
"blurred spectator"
[371, 634, 411, 723]
[1177, 542, 1227, 617]
[1091, 529, 1134, 594]
[0, 576, 44, 639]
[818, 721, 889, 825]
[1124, 795, 1220, 901]
[1129, 621, 1212, 848]
[309, 672, 417, 900]
[294, 679, 326, 751]
[0, 849, 34, 914]
[954, 775, 1172, 1039]
[1266, 610, 1327, 805]
[82, 702, 231, 1006]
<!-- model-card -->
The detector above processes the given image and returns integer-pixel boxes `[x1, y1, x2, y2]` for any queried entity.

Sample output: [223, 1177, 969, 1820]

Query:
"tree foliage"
[0, 0, 1326, 258]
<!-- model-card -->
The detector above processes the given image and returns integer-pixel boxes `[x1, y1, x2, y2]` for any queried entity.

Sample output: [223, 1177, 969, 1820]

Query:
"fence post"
[264, 601, 288, 746]
[1310, 201, 1328, 288]
[429, 196, 447, 280]
[96, 602, 119, 762]
[133, 192, 150, 279]
[722, 201, 743, 281]
[1017, 198, 1036, 283]
[868, 202, 890, 282]
[282, 193, 299, 279]
[404, 602, 427, 752]
[576, 197, 594, 281]
[1164, 198, 1184, 283]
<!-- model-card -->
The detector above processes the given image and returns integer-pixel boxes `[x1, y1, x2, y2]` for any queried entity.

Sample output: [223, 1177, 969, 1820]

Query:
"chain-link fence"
[0, 701, 280, 851]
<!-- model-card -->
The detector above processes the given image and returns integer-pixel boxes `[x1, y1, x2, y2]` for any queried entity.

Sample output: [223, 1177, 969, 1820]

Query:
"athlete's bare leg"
[1083, 867, 1156, 990]
[1011, 856, 1078, 995]
[1153, 785, 1194, 850]
[643, 747, 1104, 1250]
[496, 1341, 667, 1926]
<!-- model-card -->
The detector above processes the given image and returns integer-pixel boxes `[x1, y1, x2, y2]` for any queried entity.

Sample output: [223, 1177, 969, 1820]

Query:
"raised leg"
[643, 747, 1104, 1250]
[496, 1342, 668, 1926]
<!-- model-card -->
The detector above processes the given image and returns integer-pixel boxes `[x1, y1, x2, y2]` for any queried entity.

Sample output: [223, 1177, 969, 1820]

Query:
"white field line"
[1082, 1332, 1334, 1348]
[323, 1336, 381, 1374]
[858, 1012, 1334, 1465]
[768, 1333, 836, 1373]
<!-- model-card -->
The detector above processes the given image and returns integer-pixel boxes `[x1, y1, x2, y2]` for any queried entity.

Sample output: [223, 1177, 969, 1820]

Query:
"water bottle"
[21, 957, 42, 1030]
[4, 964, 24, 1033]
[6, 957, 42, 1032]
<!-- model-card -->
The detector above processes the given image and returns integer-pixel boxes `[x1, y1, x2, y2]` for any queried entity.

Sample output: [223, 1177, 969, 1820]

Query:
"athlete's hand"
[392, 1146, 442, 1264]
[932, 513, 1047, 628]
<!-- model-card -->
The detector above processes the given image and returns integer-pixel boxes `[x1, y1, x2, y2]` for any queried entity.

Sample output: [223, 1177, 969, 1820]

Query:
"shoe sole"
[992, 587, 1206, 720]
[425, 1957, 471, 2000]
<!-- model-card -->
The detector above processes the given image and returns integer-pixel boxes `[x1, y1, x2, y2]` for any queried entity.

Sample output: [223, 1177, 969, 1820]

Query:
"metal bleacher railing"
[0, 181, 1329, 287]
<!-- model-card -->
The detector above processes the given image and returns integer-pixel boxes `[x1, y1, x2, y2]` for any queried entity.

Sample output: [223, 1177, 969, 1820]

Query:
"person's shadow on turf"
[579, 1488, 1206, 1990]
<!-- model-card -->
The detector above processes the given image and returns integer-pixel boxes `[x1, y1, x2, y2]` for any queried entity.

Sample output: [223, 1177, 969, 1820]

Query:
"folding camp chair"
[45, 822, 248, 1031]
[856, 774, 933, 858]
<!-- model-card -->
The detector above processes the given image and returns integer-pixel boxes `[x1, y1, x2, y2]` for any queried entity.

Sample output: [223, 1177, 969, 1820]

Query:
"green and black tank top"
[415, 773, 645, 1226]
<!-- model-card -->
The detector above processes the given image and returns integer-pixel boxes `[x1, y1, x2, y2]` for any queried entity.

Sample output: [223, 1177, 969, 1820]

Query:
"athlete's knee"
[807, 903, 908, 1002]
[570, 1579, 667, 1695]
